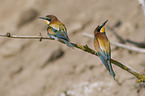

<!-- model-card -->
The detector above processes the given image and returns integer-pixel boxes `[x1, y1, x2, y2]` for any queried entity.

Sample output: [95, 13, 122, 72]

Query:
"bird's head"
[39, 15, 58, 24]
[94, 20, 108, 33]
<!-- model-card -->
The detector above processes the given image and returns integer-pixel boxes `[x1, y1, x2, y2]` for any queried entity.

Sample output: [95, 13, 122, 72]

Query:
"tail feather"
[99, 55, 110, 71]
[107, 60, 116, 79]
[98, 53, 116, 79]
[61, 39, 74, 49]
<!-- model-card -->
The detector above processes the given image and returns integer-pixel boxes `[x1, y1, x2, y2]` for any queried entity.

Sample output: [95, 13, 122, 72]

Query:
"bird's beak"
[100, 20, 108, 28]
[39, 17, 50, 24]
[100, 20, 108, 32]
[96, 20, 108, 32]
[39, 17, 46, 20]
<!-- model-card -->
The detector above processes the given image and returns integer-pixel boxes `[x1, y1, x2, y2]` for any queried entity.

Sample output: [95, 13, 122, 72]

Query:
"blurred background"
[0, 0, 145, 96]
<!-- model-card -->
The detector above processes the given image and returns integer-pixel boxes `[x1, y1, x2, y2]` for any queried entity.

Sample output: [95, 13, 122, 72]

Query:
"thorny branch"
[0, 33, 145, 82]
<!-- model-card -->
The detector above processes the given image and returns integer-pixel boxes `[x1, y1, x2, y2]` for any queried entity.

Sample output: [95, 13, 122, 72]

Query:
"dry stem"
[0, 33, 145, 82]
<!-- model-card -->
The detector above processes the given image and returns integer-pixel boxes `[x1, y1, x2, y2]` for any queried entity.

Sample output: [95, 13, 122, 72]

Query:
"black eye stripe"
[46, 18, 51, 21]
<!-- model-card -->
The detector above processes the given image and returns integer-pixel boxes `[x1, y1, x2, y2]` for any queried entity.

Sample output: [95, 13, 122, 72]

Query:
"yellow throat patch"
[100, 26, 105, 33]
[44, 20, 50, 24]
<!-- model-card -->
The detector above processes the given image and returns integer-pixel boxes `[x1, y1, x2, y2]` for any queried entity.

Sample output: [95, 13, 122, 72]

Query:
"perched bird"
[39, 15, 73, 48]
[94, 20, 116, 79]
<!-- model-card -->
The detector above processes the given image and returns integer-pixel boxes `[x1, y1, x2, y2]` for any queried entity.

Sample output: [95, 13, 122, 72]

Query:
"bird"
[39, 15, 73, 48]
[94, 20, 116, 79]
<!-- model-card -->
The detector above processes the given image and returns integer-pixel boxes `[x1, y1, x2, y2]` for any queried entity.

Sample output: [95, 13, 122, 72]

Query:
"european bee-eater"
[39, 15, 73, 48]
[94, 20, 116, 79]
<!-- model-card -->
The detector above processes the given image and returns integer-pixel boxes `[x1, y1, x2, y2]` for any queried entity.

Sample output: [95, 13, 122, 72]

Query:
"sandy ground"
[0, 0, 145, 96]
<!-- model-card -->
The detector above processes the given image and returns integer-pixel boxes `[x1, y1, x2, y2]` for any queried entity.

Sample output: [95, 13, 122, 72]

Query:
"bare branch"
[0, 33, 53, 40]
[0, 33, 145, 82]
[126, 39, 145, 48]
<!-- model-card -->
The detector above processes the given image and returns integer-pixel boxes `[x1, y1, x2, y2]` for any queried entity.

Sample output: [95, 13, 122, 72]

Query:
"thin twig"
[0, 33, 145, 82]
[126, 39, 145, 48]
[83, 33, 145, 54]
[0, 33, 53, 40]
